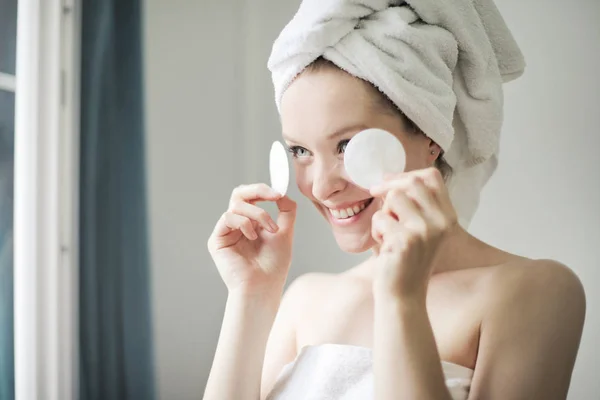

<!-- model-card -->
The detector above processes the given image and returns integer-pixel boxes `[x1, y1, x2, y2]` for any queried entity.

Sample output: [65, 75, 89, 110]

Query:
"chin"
[333, 233, 376, 254]
[312, 197, 382, 253]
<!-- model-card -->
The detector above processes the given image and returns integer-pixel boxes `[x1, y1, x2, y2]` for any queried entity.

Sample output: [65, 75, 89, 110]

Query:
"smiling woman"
[202, 1, 587, 400]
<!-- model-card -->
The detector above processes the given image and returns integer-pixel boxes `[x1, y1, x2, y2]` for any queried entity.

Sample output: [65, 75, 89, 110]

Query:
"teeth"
[329, 199, 370, 220]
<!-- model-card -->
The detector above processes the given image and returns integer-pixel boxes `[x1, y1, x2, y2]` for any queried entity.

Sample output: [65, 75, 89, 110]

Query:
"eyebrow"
[282, 124, 368, 143]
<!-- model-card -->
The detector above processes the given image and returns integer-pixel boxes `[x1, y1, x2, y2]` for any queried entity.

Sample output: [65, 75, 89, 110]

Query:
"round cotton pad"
[269, 141, 290, 196]
[344, 128, 406, 189]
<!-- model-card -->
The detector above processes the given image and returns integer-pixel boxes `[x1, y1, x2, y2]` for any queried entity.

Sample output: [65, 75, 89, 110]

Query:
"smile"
[328, 198, 374, 220]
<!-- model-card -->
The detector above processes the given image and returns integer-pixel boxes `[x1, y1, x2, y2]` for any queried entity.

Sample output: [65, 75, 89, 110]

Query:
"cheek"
[402, 141, 430, 171]
[294, 166, 313, 198]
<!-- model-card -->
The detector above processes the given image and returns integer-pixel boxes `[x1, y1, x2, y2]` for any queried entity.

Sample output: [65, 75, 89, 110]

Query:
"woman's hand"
[207, 183, 297, 297]
[369, 167, 458, 302]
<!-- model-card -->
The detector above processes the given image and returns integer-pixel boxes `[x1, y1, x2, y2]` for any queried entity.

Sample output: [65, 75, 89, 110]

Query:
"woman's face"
[280, 66, 437, 253]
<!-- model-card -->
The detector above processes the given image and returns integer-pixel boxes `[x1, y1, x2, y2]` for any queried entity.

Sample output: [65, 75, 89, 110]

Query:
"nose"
[311, 157, 347, 202]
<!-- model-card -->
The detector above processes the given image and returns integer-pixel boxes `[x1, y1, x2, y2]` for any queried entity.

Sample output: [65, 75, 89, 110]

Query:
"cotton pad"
[270, 141, 290, 196]
[344, 128, 406, 189]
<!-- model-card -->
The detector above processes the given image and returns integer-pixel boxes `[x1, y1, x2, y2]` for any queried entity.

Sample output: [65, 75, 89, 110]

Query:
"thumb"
[275, 195, 297, 233]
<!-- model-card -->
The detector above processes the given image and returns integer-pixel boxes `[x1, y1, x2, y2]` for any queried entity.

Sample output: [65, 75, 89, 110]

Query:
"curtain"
[0, 93, 14, 400]
[79, 0, 156, 399]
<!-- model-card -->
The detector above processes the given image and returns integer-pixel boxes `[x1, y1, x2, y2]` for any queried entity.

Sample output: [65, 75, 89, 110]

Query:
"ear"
[427, 139, 443, 163]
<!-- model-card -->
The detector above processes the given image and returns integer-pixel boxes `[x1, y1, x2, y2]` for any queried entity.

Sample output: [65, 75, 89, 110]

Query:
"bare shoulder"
[473, 258, 587, 356]
[281, 272, 339, 309]
[281, 270, 369, 320]
[285, 271, 339, 296]
[478, 258, 586, 314]
[467, 260, 586, 398]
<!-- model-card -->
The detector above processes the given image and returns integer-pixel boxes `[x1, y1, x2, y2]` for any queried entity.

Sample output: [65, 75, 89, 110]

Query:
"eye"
[337, 139, 350, 154]
[288, 145, 311, 158]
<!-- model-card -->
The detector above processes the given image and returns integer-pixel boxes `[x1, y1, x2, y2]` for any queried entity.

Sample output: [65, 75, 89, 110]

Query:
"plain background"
[143, 0, 600, 399]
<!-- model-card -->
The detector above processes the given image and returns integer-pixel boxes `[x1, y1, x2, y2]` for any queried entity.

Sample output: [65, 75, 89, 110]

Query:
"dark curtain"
[79, 0, 156, 399]
[0, 93, 15, 400]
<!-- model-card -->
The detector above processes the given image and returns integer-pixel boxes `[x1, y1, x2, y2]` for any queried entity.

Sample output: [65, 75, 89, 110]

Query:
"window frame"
[13, 1, 80, 399]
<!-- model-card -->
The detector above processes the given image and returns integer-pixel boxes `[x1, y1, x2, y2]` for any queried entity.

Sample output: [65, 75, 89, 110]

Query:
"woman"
[203, 1, 586, 399]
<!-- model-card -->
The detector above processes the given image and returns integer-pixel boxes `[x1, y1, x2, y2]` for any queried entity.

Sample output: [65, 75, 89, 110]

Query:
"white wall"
[144, 0, 600, 399]
[144, 1, 244, 399]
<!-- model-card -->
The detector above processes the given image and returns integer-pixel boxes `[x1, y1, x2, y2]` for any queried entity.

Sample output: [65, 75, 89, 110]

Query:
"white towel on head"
[268, 0, 525, 228]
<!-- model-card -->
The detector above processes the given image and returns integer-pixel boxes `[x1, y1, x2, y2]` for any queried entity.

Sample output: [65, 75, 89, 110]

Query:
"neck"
[368, 225, 496, 275]
[428, 225, 478, 274]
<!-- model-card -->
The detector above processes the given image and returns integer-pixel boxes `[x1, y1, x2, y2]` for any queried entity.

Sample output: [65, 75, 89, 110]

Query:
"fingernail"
[269, 221, 279, 232]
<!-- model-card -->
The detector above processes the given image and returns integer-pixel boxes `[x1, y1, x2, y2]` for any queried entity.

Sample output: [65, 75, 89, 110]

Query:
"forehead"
[280, 68, 376, 141]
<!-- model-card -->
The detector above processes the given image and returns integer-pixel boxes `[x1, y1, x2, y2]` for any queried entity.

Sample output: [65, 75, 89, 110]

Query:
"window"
[0, 0, 17, 398]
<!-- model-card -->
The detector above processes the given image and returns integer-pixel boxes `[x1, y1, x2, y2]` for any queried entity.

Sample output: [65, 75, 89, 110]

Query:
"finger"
[417, 168, 445, 199]
[404, 168, 449, 205]
[373, 170, 452, 224]
[405, 178, 432, 210]
[230, 183, 282, 206]
[371, 171, 423, 190]
[371, 174, 409, 197]
[372, 176, 437, 211]
[275, 195, 297, 233]
[410, 181, 449, 231]
[230, 201, 279, 233]
[371, 210, 397, 244]
[382, 188, 420, 222]
[386, 188, 432, 236]
[382, 172, 403, 182]
[415, 168, 457, 226]
[375, 169, 457, 236]
[374, 168, 442, 193]
[214, 212, 258, 240]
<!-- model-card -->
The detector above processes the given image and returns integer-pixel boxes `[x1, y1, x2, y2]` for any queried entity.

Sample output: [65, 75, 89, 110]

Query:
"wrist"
[228, 284, 284, 311]
[373, 285, 427, 311]
[371, 264, 429, 304]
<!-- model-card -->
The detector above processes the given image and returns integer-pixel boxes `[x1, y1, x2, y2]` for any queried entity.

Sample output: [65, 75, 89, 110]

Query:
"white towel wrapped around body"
[268, 0, 525, 228]
[265, 344, 474, 400]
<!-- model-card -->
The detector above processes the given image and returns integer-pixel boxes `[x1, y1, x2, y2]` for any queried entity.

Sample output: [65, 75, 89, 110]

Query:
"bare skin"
[204, 65, 586, 400]
[262, 252, 584, 399]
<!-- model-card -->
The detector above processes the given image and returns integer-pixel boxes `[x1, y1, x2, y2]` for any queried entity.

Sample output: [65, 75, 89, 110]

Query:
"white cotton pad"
[270, 141, 290, 196]
[344, 128, 406, 189]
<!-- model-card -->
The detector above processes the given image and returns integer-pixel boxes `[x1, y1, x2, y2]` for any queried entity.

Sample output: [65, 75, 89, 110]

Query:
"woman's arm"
[369, 168, 459, 399]
[204, 273, 308, 400]
[373, 260, 585, 400]
[203, 287, 283, 400]
[468, 261, 585, 399]
[368, 169, 585, 399]
[204, 190, 298, 400]
[373, 289, 453, 400]
[261, 273, 326, 398]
